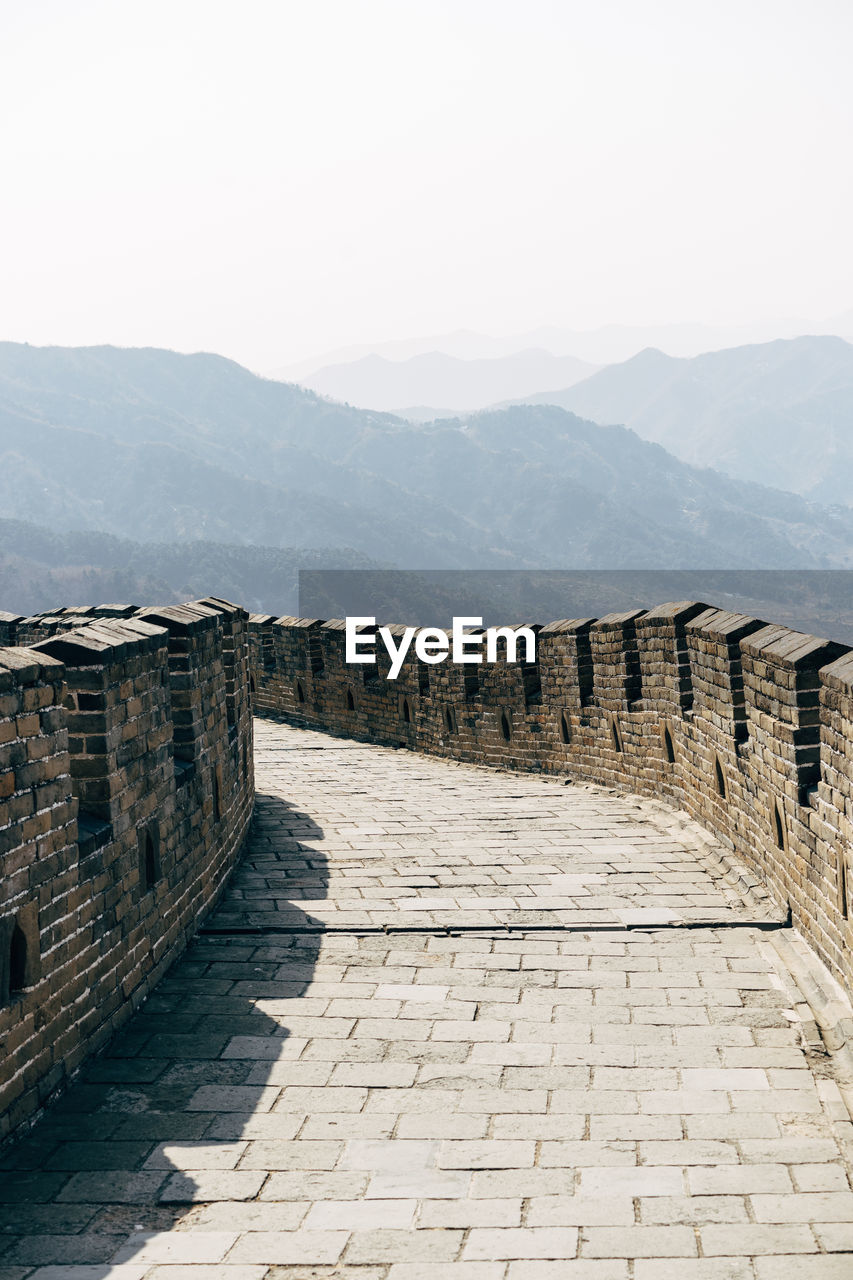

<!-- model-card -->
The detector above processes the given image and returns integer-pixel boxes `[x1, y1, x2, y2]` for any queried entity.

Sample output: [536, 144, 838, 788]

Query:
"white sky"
[1, 0, 851, 370]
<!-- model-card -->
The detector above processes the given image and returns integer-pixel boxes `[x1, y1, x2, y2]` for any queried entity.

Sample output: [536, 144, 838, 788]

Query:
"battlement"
[0, 600, 253, 1143]
[248, 604, 853, 1005]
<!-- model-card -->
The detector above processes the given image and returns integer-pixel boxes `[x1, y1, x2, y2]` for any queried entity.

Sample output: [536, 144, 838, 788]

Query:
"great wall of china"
[2, 597, 853, 1148]
[247, 606, 853, 1007]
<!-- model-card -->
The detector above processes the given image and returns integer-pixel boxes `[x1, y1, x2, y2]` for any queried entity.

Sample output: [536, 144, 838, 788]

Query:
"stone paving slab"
[0, 722, 851, 1277]
[209, 723, 763, 933]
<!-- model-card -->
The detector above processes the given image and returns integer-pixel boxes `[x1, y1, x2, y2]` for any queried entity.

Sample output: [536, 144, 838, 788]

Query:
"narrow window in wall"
[714, 756, 727, 799]
[249, 674, 256, 694]
[296, 681, 306, 703]
[3, 908, 38, 1003]
[213, 764, 223, 822]
[500, 710, 512, 741]
[346, 688, 355, 711]
[139, 827, 160, 893]
[610, 719, 623, 753]
[560, 711, 571, 745]
[401, 698, 411, 723]
[663, 725, 675, 764]
[773, 799, 786, 851]
[840, 852, 849, 920]
[9, 924, 27, 996]
[445, 706, 455, 734]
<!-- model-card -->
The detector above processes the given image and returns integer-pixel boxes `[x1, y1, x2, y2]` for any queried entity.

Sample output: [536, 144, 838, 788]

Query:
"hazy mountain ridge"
[510, 335, 853, 505]
[293, 348, 599, 413]
[274, 312, 853, 382]
[1, 342, 852, 579]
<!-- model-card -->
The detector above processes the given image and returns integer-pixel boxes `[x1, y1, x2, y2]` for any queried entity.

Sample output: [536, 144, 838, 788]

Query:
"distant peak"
[629, 346, 674, 361]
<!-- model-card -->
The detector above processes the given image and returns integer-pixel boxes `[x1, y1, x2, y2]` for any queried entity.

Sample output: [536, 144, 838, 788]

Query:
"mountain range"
[2, 342, 853, 593]
[516, 335, 853, 506]
[284, 335, 853, 504]
[273, 311, 853, 381]
[296, 348, 598, 415]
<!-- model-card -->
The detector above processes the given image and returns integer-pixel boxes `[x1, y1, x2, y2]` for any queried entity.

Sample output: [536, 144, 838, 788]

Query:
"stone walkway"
[1, 720, 852, 1279]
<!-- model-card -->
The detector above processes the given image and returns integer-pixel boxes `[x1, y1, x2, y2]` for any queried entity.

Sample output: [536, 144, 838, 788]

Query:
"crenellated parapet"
[248, 604, 853, 1002]
[0, 599, 253, 1143]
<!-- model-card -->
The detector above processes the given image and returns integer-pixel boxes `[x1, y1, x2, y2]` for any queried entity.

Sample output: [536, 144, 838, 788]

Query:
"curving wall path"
[248, 603, 853, 1005]
[4, 593, 853, 1145]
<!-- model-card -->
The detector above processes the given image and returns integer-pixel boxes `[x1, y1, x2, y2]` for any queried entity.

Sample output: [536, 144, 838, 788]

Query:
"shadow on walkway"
[0, 791, 328, 1276]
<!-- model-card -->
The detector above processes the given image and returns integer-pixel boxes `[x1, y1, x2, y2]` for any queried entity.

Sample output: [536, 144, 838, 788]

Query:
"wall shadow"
[0, 790, 329, 1274]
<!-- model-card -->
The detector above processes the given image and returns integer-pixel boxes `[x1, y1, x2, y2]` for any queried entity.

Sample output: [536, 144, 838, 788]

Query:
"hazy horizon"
[2, 1, 852, 371]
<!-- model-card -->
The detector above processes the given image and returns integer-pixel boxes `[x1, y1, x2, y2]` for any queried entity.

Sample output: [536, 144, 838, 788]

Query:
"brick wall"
[0, 601, 253, 1142]
[248, 605, 853, 1000]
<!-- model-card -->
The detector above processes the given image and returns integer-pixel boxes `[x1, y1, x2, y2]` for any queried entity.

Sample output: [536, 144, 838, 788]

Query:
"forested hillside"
[0, 519, 378, 616]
